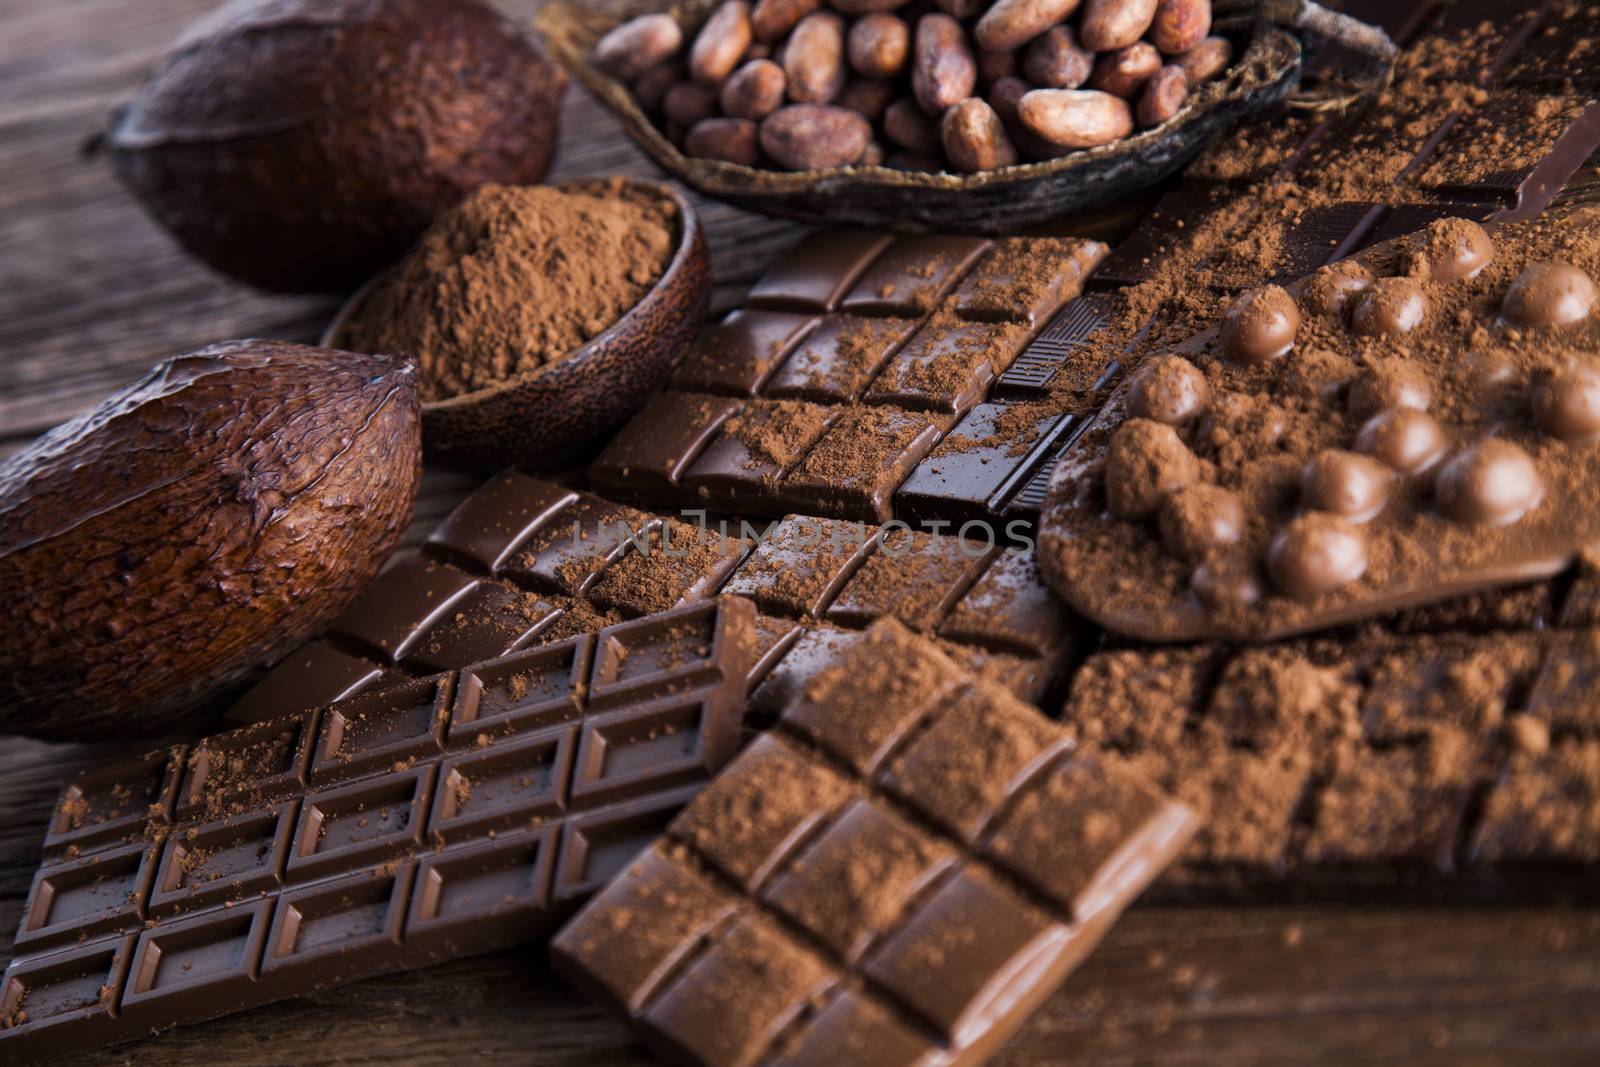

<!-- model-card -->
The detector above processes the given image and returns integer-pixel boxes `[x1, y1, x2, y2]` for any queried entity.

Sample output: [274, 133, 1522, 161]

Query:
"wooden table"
[2, 1, 1599, 1063]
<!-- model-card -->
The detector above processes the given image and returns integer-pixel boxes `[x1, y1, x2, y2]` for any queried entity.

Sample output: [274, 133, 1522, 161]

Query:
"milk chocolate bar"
[228, 476, 1082, 727]
[552, 619, 1197, 1067]
[0, 598, 757, 1063]
[1064, 621, 1600, 891]
[1038, 204, 1600, 642]
[589, 233, 1107, 523]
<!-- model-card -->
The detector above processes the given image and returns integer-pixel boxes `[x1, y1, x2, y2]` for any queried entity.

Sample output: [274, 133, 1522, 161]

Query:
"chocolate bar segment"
[552, 619, 1196, 1067]
[0, 598, 758, 1063]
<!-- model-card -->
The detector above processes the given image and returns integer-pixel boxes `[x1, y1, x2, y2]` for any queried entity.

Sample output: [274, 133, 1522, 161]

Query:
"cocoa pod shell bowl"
[535, 0, 1301, 233]
[325, 177, 710, 469]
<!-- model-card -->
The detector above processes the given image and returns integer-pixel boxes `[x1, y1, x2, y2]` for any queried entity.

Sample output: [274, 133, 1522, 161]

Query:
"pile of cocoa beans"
[592, 0, 1228, 174]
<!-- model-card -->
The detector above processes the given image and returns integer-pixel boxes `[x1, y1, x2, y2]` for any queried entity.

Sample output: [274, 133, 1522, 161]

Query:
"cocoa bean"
[685, 117, 762, 163]
[975, 47, 1018, 85]
[751, 0, 820, 42]
[663, 81, 720, 127]
[885, 150, 945, 171]
[1022, 25, 1094, 89]
[848, 13, 910, 78]
[785, 11, 847, 102]
[690, 1, 754, 85]
[1018, 87, 1134, 147]
[1136, 63, 1189, 126]
[884, 95, 943, 153]
[1089, 41, 1161, 97]
[633, 61, 686, 114]
[1079, 0, 1159, 51]
[942, 97, 1018, 172]
[835, 77, 896, 120]
[974, 0, 1084, 52]
[913, 13, 977, 114]
[861, 139, 886, 165]
[831, 0, 912, 12]
[936, 0, 986, 15]
[594, 14, 684, 80]
[721, 59, 788, 119]
[1150, 0, 1211, 56]
[990, 75, 1069, 159]
[1173, 34, 1232, 84]
[759, 103, 872, 168]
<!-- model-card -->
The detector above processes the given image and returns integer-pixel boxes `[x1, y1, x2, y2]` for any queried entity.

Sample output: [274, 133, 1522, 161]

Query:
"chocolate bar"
[1038, 204, 1600, 641]
[551, 619, 1197, 1067]
[589, 233, 1108, 523]
[0, 598, 757, 1063]
[1063, 619, 1600, 892]
[228, 476, 1082, 728]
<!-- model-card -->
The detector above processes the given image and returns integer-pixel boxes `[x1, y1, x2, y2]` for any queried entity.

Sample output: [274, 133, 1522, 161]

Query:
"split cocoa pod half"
[0, 342, 422, 741]
[101, 0, 567, 294]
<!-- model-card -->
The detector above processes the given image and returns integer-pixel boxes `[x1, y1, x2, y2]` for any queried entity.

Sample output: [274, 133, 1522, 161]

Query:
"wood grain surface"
[1, 1, 1598, 1064]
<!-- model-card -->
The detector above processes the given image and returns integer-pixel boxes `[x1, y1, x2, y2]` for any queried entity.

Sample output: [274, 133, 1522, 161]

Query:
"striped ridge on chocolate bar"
[229, 475, 1085, 731]
[0, 598, 757, 1064]
[588, 232, 1109, 524]
[1065, 621, 1600, 893]
[552, 619, 1196, 1067]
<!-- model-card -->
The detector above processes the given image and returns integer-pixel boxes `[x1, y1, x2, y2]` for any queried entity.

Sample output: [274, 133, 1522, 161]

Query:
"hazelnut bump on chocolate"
[1191, 554, 1264, 610]
[1105, 417, 1200, 520]
[1267, 513, 1368, 600]
[1126, 355, 1210, 424]
[1346, 359, 1431, 419]
[1159, 483, 1245, 559]
[1355, 407, 1449, 476]
[1534, 360, 1600, 442]
[1219, 285, 1300, 364]
[1351, 277, 1429, 337]
[1304, 260, 1373, 319]
[1501, 262, 1600, 328]
[1417, 217, 1494, 282]
[1301, 450, 1392, 523]
[1435, 439, 1544, 527]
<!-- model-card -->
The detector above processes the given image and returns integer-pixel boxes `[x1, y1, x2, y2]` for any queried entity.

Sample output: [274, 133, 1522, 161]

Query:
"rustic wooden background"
[2, 1, 1599, 1063]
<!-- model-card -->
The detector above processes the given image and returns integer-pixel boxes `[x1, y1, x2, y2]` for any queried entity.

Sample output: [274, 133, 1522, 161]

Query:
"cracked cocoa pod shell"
[0, 341, 422, 740]
[102, 0, 567, 294]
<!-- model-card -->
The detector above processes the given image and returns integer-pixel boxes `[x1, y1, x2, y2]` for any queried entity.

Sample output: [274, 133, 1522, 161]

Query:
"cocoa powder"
[342, 180, 675, 402]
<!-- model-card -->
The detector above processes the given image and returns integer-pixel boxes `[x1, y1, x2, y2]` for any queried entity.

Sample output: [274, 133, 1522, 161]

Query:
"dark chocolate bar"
[0, 597, 758, 1063]
[1063, 620, 1600, 891]
[588, 232, 1108, 523]
[1038, 205, 1600, 642]
[551, 619, 1197, 1067]
[228, 478, 1082, 728]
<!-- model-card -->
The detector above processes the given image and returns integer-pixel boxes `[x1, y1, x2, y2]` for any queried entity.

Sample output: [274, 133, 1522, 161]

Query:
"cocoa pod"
[685, 116, 762, 162]
[721, 59, 788, 118]
[835, 77, 896, 120]
[1136, 63, 1189, 126]
[1089, 41, 1161, 97]
[1019, 87, 1134, 147]
[975, 47, 1018, 85]
[1022, 25, 1094, 89]
[785, 11, 847, 102]
[1150, 0, 1211, 56]
[0, 342, 420, 740]
[1173, 34, 1232, 84]
[913, 13, 977, 114]
[974, 0, 1084, 52]
[848, 13, 910, 78]
[690, 0, 753, 85]
[633, 61, 687, 114]
[884, 95, 943, 153]
[751, 0, 820, 41]
[760, 103, 872, 167]
[942, 97, 1018, 171]
[664, 81, 721, 127]
[594, 14, 684, 80]
[1079, 0, 1159, 51]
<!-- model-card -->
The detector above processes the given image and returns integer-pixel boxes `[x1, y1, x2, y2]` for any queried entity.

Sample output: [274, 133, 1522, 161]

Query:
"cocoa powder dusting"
[342, 179, 675, 401]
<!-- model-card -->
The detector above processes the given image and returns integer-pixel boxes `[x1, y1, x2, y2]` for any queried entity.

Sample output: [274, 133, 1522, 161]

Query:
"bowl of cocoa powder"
[324, 176, 709, 467]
